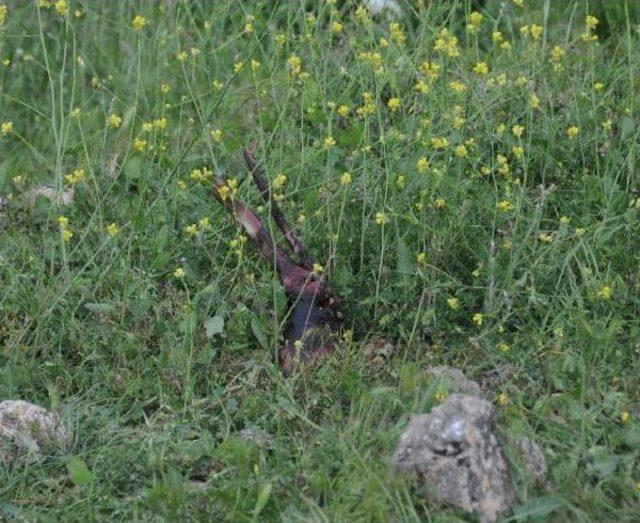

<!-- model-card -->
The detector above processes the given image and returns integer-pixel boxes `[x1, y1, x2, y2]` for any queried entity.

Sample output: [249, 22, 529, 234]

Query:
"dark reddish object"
[212, 149, 342, 374]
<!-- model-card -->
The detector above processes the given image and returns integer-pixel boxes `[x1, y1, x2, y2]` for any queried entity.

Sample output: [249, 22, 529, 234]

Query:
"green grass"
[1, 0, 639, 520]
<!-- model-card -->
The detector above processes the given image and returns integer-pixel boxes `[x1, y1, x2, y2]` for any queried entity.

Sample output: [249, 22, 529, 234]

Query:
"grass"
[1, 0, 639, 520]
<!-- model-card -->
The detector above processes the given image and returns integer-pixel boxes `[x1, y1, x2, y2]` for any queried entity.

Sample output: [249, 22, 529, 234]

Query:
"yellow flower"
[467, 11, 483, 33]
[387, 97, 401, 112]
[512, 146, 524, 159]
[184, 224, 198, 237]
[324, 136, 336, 148]
[131, 15, 148, 31]
[450, 80, 467, 93]
[512, 125, 525, 138]
[550, 45, 565, 62]
[498, 342, 510, 352]
[142, 122, 153, 133]
[575, 227, 586, 237]
[596, 285, 612, 301]
[538, 233, 553, 243]
[211, 129, 223, 142]
[198, 217, 211, 230]
[417, 252, 427, 265]
[375, 211, 389, 225]
[340, 172, 352, 186]
[455, 145, 468, 158]
[331, 20, 343, 34]
[594, 82, 605, 91]
[417, 157, 429, 173]
[134, 139, 147, 152]
[566, 125, 579, 139]
[312, 263, 324, 275]
[272, 173, 287, 189]
[473, 61, 489, 75]
[434, 28, 459, 57]
[529, 24, 543, 39]
[472, 313, 484, 326]
[274, 34, 286, 46]
[64, 168, 86, 184]
[244, 22, 253, 34]
[497, 393, 509, 406]
[497, 200, 514, 212]
[529, 93, 540, 108]
[492, 31, 504, 43]
[389, 22, 406, 45]
[435, 390, 447, 403]
[395, 174, 406, 190]
[176, 51, 188, 62]
[107, 113, 122, 128]
[430, 137, 448, 149]
[602, 119, 613, 133]
[154, 117, 167, 130]
[54, 0, 67, 16]
[161, 83, 171, 95]
[434, 197, 446, 209]
[585, 15, 599, 30]
[447, 297, 460, 310]
[173, 267, 186, 279]
[106, 223, 120, 237]
[1, 121, 13, 135]
[0, 4, 7, 25]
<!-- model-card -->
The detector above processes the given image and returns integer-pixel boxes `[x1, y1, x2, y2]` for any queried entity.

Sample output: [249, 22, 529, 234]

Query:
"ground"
[1, 1, 639, 521]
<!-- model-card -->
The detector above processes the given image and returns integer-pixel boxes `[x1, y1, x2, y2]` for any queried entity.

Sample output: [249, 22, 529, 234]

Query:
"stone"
[514, 435, 548, 487]
[426, 366, 483, 396]
[394, 394, 515, 523]
[0, 400, 72, 465]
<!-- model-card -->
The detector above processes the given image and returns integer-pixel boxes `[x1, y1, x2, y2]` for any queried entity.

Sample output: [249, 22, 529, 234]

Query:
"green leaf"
[252, 482, 272, 520]
[250, 316, 269, 350]
[67, 457, 93, 486]
[511, 495, 564, 520]
[396, 236, 412, 275]
[203, 315, 225, 338]
[84, 302, 115, 314]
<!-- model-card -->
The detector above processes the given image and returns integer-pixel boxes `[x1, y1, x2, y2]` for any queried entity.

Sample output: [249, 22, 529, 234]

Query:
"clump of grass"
[1, 1, 639, 520]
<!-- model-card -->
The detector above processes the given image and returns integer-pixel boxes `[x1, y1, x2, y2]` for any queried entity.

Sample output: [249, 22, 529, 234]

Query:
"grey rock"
[0, 400, 71, 464]
[427, 366, 482, 396]
[394, 394, 515, 523]
[515, 435, 548, 486]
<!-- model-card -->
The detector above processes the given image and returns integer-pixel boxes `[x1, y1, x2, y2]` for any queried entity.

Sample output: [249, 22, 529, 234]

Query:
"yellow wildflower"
[1, 121, 13, 135]
[340, 172, 352, 186]
[331, 21, 343, 34]
[54, 0, 67, 16]
[211, 129, 223, 142]
[375, 211, 389, 225]
[417, 252, 427, 265]
[566, 125, 579, 139]
[106, 223, 120, 237]
[512, 125, 525, 138]
[447, 298, 460, 310]
[337, 104, 349, 117]
[131, 15, 148, 31]
[134, 139, 147, 152]
[324, 136, 336, 148]
[497, 200, 514, 212]
[538, 233, 553, 243]
[596, 285, 612, 301]
[107, 113, 122, 128]
[184, 224, 198, 237]
[173, 267, 186, 279]
[473, 61, 489, 76]
[387, 97, 401, 112]
[472, 313, 484, 326]
[416, 157, 429, 173]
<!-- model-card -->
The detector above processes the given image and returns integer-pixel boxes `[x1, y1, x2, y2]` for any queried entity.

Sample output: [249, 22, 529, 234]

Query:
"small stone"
[0, 400, 72, 464]
[426, 366, 482, 396]
[394, 394, 515, 523]
[515, 435, 548, 486]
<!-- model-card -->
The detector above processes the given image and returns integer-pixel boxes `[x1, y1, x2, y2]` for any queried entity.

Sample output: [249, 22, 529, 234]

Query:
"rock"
[0, 400, 71, 464]
[394, 394, 515, 523]
[514, 435, 548, 487]
[426, 366, 482, 396]
[363, 337, 395, 370]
